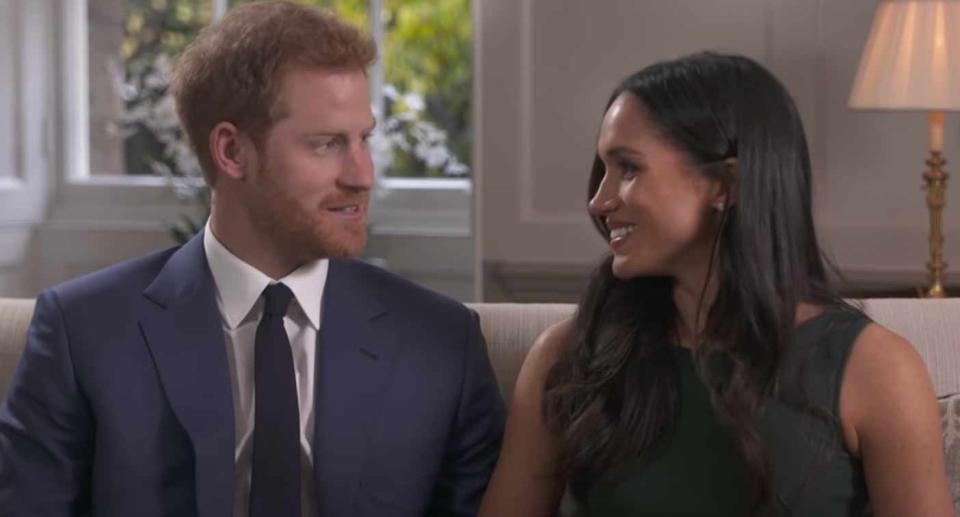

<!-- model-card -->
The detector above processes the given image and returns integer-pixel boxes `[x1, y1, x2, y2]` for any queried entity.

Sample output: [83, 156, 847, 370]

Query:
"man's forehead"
[279, 66, 369, 95]
[271, 68, 371, 121]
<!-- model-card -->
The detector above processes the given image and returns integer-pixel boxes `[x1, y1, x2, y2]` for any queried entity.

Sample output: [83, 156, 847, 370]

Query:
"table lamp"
[849, 0, 960, 297]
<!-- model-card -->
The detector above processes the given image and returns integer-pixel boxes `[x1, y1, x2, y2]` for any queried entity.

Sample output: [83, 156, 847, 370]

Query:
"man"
[0, 2, 504, 516]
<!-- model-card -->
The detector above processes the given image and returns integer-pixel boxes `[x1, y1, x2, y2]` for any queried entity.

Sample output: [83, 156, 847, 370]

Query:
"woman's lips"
[609, 224, 635, 249]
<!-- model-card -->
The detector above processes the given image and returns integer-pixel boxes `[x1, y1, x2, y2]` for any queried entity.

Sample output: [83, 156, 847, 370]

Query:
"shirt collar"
[279, 258, 327, 331]
[203, 221, 328, 331]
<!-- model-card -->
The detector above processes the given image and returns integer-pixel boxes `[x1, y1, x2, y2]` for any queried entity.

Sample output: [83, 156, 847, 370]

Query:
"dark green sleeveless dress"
[585, 306, 871, 516]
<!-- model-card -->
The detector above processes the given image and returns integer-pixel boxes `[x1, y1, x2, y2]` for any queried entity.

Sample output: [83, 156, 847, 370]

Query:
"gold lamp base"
[923, 151, 948, 298]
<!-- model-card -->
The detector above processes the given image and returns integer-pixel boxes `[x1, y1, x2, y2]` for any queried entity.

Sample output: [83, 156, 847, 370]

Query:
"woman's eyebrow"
[602, 146, 645, 159]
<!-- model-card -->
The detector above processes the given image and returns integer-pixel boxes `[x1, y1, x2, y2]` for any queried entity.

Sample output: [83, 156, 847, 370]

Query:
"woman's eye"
[620, 161, 640, 178]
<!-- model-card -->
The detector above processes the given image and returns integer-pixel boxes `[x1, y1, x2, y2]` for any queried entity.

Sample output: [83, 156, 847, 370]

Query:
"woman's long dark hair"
[543, 52, 847, 514]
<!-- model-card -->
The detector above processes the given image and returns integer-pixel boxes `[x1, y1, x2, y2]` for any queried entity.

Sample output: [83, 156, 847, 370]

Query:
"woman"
[478, 53, 953, 516]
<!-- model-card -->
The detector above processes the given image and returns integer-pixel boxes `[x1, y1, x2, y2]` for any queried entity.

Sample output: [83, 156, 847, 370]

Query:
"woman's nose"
[588, 176, 621, 216]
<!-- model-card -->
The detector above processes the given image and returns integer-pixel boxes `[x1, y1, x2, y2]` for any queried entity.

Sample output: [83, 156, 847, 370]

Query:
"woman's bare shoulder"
[525, 318, 576, 376]
[510, 318, 576, 405]
[839, 322, 953, 514]
[840, 321, 935, 454]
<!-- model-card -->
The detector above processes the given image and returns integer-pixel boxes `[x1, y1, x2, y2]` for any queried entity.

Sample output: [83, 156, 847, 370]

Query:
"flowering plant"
[370, 85, 470, 178]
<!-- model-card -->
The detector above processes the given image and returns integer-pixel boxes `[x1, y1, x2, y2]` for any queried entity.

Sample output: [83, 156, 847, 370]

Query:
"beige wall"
[477, 0, 960, 301]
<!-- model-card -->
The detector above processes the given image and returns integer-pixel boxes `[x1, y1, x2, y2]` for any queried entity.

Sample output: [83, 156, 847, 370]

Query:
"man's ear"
[712, 157, 739, 211]
[209, 122, 253, 182]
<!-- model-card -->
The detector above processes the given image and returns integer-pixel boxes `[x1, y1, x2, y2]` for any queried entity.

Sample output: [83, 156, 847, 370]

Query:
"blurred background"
[0, 0, 958, 302]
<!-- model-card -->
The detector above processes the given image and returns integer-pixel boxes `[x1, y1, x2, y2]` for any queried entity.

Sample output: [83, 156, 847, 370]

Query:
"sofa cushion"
[0, 298, 34, 400]
[1, 298, 958, 510]
[468, 303, 575, 402]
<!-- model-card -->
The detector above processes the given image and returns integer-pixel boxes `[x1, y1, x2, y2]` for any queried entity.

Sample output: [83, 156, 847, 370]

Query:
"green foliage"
[123, 0, 211, 61]
[382, 0, 472, 177]
[120, 0, 210, 177]
[298, 0, 370, 28]
[124, 0, 471, 179]
[235, 0, 472, 178]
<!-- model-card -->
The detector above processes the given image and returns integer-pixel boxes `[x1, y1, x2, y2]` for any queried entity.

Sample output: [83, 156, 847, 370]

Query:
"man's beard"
[248, 174, 368, 262]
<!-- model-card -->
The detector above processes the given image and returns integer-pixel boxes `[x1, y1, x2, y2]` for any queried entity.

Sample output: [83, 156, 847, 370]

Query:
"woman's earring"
[713, 201, 725, 212]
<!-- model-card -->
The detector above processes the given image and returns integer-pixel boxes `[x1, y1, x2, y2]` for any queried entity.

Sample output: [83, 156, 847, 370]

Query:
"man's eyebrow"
[301, 122, 378, 139]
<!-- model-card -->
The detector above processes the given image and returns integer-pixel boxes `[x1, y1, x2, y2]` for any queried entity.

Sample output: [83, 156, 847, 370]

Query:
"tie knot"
[262, 283, 294, 318]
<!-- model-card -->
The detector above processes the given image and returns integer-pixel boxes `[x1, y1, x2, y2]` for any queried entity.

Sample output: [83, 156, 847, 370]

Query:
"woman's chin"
[611, 255, 664, 280]
[610, 256, 639, 280]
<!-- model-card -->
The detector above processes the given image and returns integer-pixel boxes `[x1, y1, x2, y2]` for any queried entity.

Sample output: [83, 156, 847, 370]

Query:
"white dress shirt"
[203, 223, 329, 517]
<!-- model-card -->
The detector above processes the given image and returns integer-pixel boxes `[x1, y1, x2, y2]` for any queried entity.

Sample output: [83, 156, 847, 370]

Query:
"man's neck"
[209, 210, 302, 281]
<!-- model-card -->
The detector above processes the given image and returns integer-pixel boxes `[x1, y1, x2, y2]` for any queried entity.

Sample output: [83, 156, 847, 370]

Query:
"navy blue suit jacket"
[0, 233, 505, 516]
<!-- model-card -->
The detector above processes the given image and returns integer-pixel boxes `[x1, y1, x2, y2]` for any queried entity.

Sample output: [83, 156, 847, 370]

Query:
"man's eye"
[314, 139, 342, 151]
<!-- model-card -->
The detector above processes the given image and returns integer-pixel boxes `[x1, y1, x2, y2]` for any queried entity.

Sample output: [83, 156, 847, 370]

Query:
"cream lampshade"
[849, 0, 960, 297]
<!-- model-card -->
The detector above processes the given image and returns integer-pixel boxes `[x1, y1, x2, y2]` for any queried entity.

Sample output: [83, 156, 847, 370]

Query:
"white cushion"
[941, 393, 960, 513]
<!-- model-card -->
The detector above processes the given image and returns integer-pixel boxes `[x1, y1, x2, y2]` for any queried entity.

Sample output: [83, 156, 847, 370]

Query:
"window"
[0, 7, 14, 183]
[84, 0, 472, 182]
[61, 0, 471, 237]
[87, 0, 212, 178]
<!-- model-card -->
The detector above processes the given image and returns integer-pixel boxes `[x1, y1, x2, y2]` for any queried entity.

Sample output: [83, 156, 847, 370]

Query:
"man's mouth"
[328, 204, 365, 220]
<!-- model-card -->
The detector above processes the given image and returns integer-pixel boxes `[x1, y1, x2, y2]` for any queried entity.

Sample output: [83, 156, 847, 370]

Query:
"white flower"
[368, 130, 395, 172]
[382, 84, 400, 100]
[402, 92, 425, 112]
[444, 160, 469, 177]
[370, 84, 471, 177]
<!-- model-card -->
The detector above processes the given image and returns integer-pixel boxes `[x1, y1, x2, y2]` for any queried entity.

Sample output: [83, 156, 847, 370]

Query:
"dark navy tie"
[250, 283, 301, 517]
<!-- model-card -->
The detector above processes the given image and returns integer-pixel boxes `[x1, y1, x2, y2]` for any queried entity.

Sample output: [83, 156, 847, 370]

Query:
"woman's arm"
[478, 320, 573, 517]
[840, 323, 954, 517]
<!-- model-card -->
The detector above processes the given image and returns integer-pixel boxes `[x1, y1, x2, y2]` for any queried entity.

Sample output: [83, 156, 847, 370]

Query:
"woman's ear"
[712, 157, 739, 211]
[209, 122, 252, 182]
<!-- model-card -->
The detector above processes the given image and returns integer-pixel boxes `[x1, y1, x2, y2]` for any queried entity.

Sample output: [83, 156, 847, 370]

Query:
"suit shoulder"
[336, 258, 470, 318]
[50, 246, 178, 306]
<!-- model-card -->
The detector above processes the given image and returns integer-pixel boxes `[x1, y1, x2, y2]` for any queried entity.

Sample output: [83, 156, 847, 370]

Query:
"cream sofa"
[1, 298, 959, 511]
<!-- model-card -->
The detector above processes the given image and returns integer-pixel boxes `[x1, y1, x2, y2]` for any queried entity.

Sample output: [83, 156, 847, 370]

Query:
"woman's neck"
[672, 266, 718, 347]
[671, 269, 824, 347]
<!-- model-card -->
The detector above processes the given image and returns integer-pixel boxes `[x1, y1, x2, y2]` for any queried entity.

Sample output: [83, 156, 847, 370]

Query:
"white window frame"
[50, 0, 471, 238]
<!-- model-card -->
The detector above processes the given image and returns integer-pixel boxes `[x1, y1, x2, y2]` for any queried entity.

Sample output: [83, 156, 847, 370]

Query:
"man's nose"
[340, 144, 375, 191]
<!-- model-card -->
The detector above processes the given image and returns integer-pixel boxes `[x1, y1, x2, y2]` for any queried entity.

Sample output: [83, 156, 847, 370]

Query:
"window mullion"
[369, 0, 385, 123]
[212, 0, 229, 21]
[63, 0, 90, 182]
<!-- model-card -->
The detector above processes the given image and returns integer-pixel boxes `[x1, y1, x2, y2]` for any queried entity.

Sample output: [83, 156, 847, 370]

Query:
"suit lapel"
[139, 232, 234, 517]
[313, 259, 397, 515]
